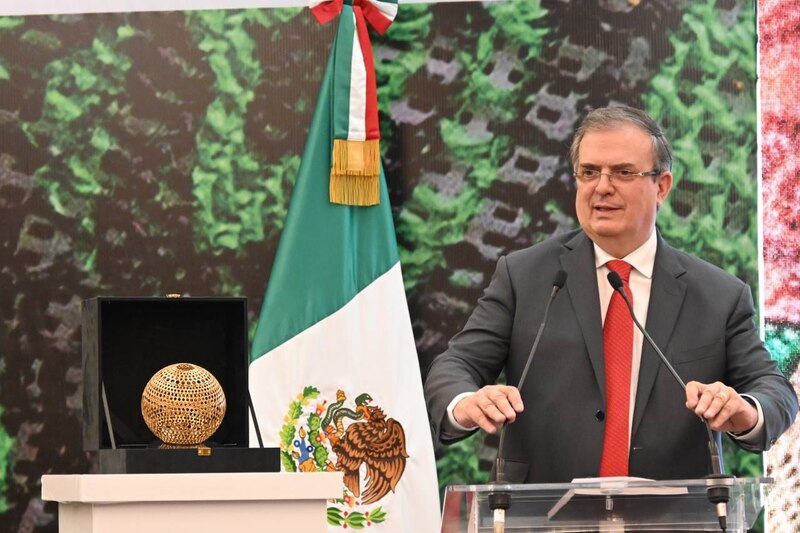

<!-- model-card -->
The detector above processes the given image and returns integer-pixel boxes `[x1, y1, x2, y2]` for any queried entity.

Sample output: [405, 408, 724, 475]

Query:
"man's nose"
[594, 172, 616, 193]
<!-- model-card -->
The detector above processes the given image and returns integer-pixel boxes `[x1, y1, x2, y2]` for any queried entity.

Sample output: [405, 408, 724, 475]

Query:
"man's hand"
[685, 381, 758, 433]
[453, 385, 524, 434]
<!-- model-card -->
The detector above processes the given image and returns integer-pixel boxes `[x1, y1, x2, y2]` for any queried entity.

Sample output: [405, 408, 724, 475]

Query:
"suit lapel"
[631, 235, 687, 439]
[560, 232, 606, 398]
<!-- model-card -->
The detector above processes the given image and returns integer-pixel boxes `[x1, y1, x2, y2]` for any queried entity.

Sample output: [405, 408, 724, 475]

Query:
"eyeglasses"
[574, 169, 661, 184]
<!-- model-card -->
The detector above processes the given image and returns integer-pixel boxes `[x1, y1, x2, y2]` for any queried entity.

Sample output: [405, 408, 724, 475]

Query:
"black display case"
[81, 296, 278, 473]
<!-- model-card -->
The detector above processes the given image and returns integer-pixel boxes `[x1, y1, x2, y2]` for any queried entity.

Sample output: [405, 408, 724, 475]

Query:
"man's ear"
[657, 171, 673, 205]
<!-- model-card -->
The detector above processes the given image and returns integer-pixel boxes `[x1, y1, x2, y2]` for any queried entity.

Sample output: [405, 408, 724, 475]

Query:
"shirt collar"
[593, 231, 657, 279]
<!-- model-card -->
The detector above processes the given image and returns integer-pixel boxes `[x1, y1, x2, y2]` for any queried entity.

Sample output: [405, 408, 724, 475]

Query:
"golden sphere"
[141, 363, 226, 445]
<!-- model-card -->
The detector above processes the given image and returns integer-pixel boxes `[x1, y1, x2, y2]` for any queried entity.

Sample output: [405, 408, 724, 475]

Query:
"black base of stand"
[94, 447, 280, 474]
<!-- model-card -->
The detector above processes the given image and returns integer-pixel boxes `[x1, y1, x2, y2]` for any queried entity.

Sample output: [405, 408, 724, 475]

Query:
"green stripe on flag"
[250, 30, 398, 361]
[332, 6, 355, 139]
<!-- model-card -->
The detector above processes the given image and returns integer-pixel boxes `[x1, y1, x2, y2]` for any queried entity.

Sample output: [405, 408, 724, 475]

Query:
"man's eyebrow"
[578, 162, 638, 169]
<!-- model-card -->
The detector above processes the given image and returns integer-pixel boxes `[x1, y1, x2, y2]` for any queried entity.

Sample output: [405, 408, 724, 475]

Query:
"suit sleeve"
[424, 255, 516, 444]
[725, 284, 798, 451]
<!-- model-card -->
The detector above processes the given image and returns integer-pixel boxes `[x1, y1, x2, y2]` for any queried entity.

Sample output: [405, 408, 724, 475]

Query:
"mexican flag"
[248, 3, 440, 532]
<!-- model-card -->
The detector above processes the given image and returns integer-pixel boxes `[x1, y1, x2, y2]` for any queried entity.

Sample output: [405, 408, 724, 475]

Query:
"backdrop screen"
[0, 1, 795, 531]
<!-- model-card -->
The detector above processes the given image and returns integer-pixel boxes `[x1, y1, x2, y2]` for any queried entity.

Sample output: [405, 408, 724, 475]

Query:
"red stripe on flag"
[310, 0, 343, 26]
[353, 6, 379, 140]
[360, 1, 392, 35]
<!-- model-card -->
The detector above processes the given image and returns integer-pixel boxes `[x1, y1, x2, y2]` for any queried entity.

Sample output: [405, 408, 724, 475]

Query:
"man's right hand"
[452, 385, 524, 434]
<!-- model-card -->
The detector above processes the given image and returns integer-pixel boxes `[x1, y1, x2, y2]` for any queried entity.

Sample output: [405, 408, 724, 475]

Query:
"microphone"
[607, 271, 730, 532]
[489, 270, 567, 533]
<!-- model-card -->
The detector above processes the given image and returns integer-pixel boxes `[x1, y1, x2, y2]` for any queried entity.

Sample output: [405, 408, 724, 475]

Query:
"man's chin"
[588, 222, 622, 238]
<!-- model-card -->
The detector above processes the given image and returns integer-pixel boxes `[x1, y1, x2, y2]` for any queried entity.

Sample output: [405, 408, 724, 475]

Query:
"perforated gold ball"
[141, 363, 226, 445]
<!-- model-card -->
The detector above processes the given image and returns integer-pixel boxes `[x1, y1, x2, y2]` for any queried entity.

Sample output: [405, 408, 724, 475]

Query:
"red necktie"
[599, 259, 634, 477]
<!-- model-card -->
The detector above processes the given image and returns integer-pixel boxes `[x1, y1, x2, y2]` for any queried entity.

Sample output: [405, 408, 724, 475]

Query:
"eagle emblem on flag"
[281, 386, 408, 529]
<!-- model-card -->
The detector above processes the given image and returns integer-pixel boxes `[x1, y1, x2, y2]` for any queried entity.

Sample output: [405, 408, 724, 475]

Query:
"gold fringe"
[330, 138, 381, 205]
[331, 139, 380, 176]
[330, 173, 380, 206]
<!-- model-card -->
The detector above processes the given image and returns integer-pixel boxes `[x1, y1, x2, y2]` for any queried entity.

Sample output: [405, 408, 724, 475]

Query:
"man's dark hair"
[569, 106, 673, 173]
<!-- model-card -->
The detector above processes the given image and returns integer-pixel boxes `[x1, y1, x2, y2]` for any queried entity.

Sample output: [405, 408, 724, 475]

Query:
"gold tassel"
[330, 138, 380, 206]
[330, 174, 380, 206]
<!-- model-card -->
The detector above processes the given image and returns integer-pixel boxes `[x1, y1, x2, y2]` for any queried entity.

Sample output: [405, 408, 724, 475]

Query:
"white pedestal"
[42, 472, 343, 533]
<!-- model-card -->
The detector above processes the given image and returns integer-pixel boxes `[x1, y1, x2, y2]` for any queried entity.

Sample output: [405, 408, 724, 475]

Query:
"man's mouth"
[593, 205, 620, 212]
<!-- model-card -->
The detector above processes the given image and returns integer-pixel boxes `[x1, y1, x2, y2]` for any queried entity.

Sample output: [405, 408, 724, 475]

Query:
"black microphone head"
[607, 271, 624, 291]
[553, 270, 567, 289]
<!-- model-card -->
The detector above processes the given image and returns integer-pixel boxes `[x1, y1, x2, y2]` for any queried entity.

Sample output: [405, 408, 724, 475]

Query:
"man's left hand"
[685, 381, 758, 433]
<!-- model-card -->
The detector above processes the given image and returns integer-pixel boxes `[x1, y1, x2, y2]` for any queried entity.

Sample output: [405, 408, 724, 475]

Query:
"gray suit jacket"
[425, 230, 798, 482]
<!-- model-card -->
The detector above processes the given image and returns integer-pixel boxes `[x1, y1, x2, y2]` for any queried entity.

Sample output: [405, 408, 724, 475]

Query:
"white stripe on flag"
[249, 262, 440, 532]
[348, 11, 367, 141]
[372, 0, 398, 20]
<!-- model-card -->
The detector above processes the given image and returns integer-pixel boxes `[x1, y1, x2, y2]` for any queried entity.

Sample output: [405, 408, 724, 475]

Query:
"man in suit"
[424, 106, 798, 482]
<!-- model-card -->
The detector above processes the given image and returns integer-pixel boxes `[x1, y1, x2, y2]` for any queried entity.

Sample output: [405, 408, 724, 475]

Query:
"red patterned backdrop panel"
[759, 0, 800, 530]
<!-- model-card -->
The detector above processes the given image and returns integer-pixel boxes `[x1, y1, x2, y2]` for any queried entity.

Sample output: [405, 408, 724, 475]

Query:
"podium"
[42, 472, 342, 533]
[440, 477, 769, 532]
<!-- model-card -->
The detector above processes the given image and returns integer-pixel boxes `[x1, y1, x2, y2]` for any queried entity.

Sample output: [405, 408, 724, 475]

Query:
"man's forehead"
[576, 125, 655, 166]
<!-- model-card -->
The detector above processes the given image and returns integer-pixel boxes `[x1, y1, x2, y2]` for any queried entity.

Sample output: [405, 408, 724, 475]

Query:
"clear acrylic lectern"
[441, 477, 769, 532]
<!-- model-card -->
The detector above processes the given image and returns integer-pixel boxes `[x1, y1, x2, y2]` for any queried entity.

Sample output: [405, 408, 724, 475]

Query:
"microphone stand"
[607, 272, 730, 532]
[489, 271, 567, 533]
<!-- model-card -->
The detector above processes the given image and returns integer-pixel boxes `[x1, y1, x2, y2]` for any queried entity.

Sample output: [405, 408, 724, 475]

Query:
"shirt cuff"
[728, 394, 764, 444]
[446, 391, 479, 432]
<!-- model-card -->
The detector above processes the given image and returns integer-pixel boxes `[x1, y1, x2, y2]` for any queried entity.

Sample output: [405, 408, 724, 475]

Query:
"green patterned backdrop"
[0, 1, 782, 531]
